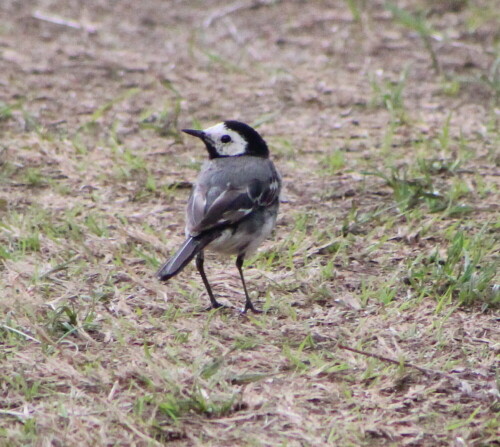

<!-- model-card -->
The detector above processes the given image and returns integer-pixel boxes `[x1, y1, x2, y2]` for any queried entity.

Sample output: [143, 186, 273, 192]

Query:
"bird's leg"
[236, 254, 262, 314]
[196, 251, 223, 310]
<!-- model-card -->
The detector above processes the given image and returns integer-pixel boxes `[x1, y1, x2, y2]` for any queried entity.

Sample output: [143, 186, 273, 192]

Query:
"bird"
[157, 120, 282, 313]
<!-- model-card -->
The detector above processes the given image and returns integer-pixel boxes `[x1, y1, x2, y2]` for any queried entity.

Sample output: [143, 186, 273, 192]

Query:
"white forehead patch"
[203, 122, 247, 156]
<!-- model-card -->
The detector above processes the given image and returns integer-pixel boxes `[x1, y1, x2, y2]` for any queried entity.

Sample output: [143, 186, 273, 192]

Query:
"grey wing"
[186, 172, 280, 236]
[186, 183, 207, 235]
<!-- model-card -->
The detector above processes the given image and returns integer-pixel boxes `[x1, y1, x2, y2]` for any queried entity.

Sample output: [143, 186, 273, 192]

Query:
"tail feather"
[156, 232, 218, 281]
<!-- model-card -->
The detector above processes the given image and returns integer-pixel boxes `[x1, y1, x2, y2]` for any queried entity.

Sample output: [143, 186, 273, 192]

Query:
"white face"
[203, 122, 247, 156]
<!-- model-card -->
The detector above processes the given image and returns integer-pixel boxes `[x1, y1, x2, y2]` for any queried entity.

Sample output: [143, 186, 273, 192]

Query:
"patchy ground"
[0, 0, 499, 446]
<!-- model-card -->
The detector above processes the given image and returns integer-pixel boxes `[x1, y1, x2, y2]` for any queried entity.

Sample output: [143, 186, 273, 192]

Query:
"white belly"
[207, 214, 276, 256]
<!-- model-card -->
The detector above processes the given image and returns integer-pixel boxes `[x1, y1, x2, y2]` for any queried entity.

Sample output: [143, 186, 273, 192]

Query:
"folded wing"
[187, 172, 280, 236]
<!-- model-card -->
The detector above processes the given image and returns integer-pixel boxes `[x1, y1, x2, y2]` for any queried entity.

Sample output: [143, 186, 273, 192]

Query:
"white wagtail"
[157, 120, 281, 313]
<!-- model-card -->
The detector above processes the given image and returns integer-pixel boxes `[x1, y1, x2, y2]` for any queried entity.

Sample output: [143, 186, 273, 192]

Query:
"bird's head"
[182, 120, 269, 159]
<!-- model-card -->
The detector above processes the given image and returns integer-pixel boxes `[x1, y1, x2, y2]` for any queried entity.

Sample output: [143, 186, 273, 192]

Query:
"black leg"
[236, 254, 262, 314]
[196, 251, 223, 310]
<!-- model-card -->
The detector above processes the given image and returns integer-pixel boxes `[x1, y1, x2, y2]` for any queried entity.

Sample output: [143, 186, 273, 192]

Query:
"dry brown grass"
[1, 1, 499, 446]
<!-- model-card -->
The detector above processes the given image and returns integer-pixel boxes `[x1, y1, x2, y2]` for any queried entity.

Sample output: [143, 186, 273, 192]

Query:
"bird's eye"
[221, 135, 232, 143]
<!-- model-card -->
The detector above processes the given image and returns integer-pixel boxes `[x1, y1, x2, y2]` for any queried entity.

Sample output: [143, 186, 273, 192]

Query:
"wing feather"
[186, 183, 207, 234]
[186, 175, 280, 236]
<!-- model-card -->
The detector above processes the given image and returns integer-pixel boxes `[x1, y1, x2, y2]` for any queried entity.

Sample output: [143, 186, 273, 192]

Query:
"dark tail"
[156, 232, 219, 281]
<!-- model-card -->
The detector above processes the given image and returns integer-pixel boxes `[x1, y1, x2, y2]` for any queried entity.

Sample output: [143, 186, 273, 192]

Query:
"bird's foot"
[241, 303, 263, 314]
[205, 302, 229, 312]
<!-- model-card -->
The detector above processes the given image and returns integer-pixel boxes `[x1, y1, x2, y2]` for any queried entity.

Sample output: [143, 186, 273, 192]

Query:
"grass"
[385, 2, 441, 74]
[139, 97, 183, 140]
[1, 0, 500, 446]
